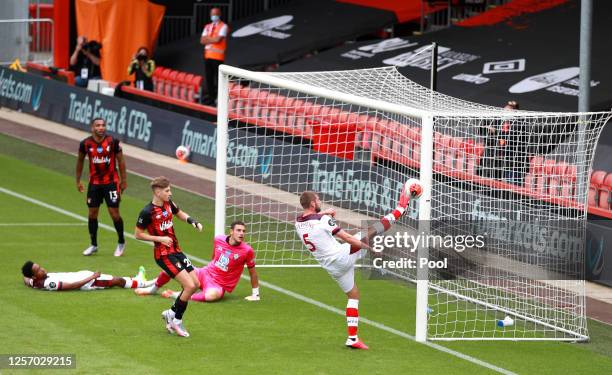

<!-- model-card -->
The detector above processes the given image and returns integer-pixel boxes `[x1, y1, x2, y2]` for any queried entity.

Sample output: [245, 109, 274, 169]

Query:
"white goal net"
[215, 65, 611, 341]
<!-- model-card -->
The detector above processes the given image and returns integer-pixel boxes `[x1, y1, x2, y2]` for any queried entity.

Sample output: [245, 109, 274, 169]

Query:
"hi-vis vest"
[203, 21, 227, 61]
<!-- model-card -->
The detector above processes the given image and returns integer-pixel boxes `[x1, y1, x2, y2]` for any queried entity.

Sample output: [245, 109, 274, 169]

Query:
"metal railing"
[158, 15, 195, 46]
[419, 0, 512, 34]
[158, 0, 294, 46]
[0, 18, 53, 66]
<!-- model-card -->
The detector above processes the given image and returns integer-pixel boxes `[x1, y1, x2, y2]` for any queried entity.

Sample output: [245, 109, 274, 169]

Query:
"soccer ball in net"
[175, 145, 190, 161]
[405, 178, 423, 198]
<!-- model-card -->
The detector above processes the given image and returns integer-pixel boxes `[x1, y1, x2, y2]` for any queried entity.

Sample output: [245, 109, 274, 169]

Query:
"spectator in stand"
[200, 7, 228, 105]
[478, 100, 522, 183]
[128, 47, 156, 92]
[70, 36, 102, 88]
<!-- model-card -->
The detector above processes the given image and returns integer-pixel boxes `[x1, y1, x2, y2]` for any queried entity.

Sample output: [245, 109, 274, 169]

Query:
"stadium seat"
[172, 72, 186, 99]
[407, 126, 421, 163]
[260, 91, 286, 127]
[152, 67, 164, 94]
[524, 156, 543, 191]
[433, 132, 443, 165]
[598, 173, 612, 210]
[164, 70, 178, 97]
[181, 74, 194, 101]
[157, 68, 171, 95]
[347, 113, 361, 126]
[560, 164, 577, 199]
[465, 141, 484, 175]
[457, 139, 474, 172]
[541, 158, 556, 196]
[548, 161, 568, 197]
[446, 136, 461, 170]
[189, 75, 202, 102]
[588, 170, 607, 207]
[359, 117, 378, 150]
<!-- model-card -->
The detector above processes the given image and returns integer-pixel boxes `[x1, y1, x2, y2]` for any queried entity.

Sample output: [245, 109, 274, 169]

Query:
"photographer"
[127, 47, 155, 92]
[70, 36, 101, 88]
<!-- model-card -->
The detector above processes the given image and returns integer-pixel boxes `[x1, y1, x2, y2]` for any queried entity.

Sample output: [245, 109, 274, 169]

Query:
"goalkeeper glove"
[187, 217, 202, 231]
[244, 287, 260, 301]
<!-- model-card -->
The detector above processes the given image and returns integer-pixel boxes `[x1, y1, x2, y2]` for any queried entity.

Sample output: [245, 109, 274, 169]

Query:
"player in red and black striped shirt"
[76, 117, 128, 257]
[135, 176, 203, 337]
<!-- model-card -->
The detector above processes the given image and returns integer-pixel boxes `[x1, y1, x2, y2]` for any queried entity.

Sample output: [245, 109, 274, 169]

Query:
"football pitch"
[2, 132, 612, 374]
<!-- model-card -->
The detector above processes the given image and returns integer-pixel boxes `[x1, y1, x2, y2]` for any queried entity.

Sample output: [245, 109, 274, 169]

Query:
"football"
[405, 178, 423, 198]
[175, 145, 190, 161]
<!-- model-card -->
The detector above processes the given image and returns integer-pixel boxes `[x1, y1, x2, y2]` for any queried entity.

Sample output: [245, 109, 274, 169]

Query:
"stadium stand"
[222, 83, 612, 217]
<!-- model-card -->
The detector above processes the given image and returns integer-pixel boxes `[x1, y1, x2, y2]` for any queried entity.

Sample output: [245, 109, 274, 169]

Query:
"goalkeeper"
[136, 221, 260, 302]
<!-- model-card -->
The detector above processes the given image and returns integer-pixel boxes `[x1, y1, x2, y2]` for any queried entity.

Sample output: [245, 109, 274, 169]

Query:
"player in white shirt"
[295, 179, 422, 350]
[21, 261, 153, 291]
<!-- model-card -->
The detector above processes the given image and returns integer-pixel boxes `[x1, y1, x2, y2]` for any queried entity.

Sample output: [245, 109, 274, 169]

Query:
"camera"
[82, 40, 101, 53]
[136, 54, 147, 62]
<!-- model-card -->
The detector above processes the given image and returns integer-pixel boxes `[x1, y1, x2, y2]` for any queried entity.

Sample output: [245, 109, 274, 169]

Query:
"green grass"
[1, 132, 612, 374]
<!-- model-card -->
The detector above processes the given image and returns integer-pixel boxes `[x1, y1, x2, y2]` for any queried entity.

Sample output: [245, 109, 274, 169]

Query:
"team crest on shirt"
[175, 262, 182, 269]
[97, 146, 103, 153]
[49, 282, 56, 289]
[162, 211, 168, 217]
[233, 253, 239, 260]
[328, 218, 337, 226]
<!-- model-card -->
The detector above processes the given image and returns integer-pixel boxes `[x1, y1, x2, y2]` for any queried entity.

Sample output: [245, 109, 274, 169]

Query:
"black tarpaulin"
[224, 0, 396, 69]
[279, 0, 612, 113]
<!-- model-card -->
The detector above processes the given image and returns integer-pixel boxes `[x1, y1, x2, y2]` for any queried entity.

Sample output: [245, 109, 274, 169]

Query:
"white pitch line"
[0, 223, 86, 226]
[0, 186, 515, 375]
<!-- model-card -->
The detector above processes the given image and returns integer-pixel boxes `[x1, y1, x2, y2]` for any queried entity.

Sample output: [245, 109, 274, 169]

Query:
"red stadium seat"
[588, 170, 607, 207]
[327, 108, 342, 124]
[466, 142, 484, 175]
[407, 127, 421, 163]
[165, 70, 178, 97]
[359, 117, 379, 150]
[181, 74, 194, 101]
[152, 66, 164, 94]
[157, 68, 171, 95]
[524, 156, 544, 191]
[560, 164, 577, 199]
[548, 161, 567, 197]
[541, 159, 556, 196]
[189, 75, 202, 102]
[172, 72, 186, 98]
[598, 173, 612, 210]
[338, 111, 350, 124]
[347, 113, 361, 126]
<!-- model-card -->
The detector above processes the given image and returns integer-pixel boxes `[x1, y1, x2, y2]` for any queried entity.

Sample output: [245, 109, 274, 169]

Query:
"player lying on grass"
[295, 179, 422, 350]
[134, 176, 203, 338]
[135, 220, 260, 302]
[21, 261, 151, 291]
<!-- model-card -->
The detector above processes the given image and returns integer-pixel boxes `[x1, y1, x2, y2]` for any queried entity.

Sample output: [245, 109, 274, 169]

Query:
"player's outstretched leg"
[135, 271, 171, 296]
[352, 179, 422, 253]
[344, 286, 368, 350]
[373, 178, 421, 235]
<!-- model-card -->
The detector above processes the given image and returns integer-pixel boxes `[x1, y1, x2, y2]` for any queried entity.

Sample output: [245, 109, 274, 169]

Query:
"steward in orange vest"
[200, 7, 228, 105]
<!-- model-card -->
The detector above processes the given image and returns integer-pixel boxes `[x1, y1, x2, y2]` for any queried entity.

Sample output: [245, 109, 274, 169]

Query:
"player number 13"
[302, 234, 316, 252]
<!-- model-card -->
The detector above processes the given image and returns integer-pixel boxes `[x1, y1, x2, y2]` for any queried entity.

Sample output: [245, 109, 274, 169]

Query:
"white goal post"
[215, 64, 611, 342]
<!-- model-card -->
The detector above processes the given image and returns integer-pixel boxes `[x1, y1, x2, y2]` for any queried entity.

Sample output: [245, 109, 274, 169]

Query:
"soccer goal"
[215, 64, 611, 341]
